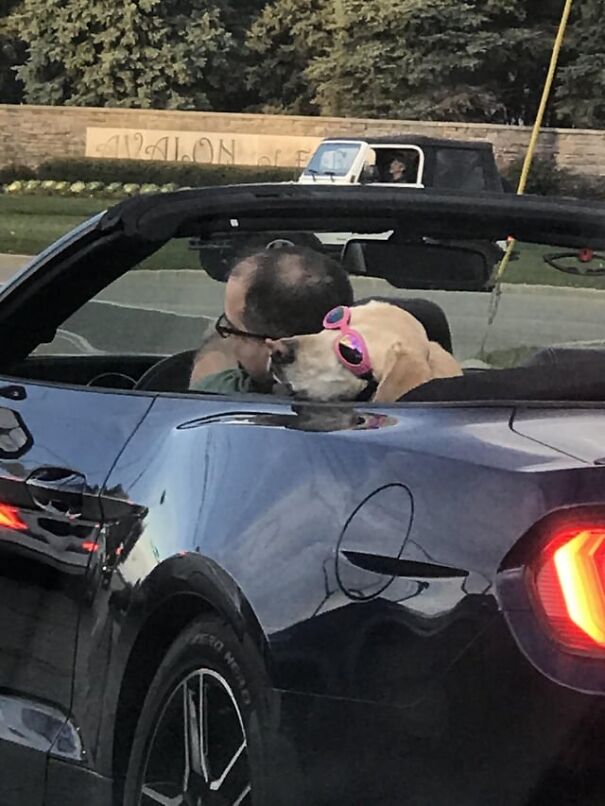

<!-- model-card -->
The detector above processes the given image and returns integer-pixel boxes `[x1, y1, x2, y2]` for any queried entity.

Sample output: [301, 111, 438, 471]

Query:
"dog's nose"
[266, 338, 296, 366]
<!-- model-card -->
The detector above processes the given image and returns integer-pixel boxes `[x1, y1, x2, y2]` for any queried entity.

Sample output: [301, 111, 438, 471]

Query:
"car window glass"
[370, 148, 420, 183]
[434, 149, 486, 191]
[33, 237, 223, 357]
[481, 241, 605, 368]
[351, 239, 605, 368]
[303, 143, 360, 177]
[23, 231, 605, 383]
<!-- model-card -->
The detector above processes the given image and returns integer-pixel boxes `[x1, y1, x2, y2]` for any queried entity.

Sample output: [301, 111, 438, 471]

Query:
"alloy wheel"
[139, 668, 252, 806]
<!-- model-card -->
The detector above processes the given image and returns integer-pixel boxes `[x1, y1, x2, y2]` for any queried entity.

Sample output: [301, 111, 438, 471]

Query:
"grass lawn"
[2, 195, 605, 289]
[0, 195, 109, 255]
[504, 243, 605, 289]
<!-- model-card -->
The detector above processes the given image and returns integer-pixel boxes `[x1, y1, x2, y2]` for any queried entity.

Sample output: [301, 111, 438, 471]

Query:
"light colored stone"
[85, 126, 322, 167]
[2, 102, 605, 176]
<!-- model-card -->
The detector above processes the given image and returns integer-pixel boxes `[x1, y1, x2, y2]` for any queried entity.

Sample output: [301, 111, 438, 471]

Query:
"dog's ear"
[373, 342, 432, 402]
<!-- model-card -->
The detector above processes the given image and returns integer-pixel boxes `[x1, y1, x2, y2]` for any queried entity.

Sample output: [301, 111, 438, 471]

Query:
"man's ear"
[373, 342, 432, 402]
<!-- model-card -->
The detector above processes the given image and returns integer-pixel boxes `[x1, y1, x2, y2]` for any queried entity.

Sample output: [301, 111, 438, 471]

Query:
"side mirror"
[342, 240, 492, 291]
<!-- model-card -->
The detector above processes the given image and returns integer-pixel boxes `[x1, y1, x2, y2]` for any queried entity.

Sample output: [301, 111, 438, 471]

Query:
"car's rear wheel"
[122, 616, 273, 806]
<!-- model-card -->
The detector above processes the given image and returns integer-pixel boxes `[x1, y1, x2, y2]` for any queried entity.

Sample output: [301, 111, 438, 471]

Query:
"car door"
[0, 210, 223, 805]
[0, 377, 151, 806]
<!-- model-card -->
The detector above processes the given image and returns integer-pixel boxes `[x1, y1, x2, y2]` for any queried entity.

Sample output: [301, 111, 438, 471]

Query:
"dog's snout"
[267, 339, 296, 366]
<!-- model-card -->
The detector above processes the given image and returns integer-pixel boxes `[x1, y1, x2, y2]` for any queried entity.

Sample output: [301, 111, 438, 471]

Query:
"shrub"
[501, 156, 566, 196]
[558, 172, 605, 201]
[104, 182, 125, 195]
[35, 157, 299, 186]
[23, 179, 42, 193]
[84, 181, 105, 193]
[0, 163, 37, 184]
[501, 156, 605, 200]
[5, 180, 25, 193]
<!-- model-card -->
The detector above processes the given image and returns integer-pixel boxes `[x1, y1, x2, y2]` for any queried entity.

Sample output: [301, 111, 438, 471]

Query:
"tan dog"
[266, 300, 462, 402]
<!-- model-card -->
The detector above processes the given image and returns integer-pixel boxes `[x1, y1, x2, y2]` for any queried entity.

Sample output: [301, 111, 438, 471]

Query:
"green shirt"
[190, 367, 273, 395]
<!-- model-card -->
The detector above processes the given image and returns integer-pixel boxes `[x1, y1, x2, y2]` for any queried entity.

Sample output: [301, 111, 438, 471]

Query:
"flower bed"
[1, 179, 179, 198]
[0, 158, 300, 198]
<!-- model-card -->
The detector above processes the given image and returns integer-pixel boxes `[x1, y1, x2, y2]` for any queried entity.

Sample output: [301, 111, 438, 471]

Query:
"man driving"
[190, 246, 354, 394]
[385, 151, 418, 183]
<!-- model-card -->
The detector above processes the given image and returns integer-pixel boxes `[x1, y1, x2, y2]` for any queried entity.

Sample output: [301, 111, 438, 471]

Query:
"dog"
[267, 300, 463, 402]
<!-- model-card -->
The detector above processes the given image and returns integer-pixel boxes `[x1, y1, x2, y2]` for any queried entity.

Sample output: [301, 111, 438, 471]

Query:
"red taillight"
[534, 528, 605, 653]
[0, 504, 27, 531]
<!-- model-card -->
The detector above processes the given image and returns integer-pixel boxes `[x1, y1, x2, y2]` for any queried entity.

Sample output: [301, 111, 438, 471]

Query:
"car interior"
[372, 149, 421, 184]
[2, 200, 605, 403]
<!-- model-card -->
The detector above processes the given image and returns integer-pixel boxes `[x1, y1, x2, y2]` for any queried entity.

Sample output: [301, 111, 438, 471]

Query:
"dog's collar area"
[355, 371, 378, 402]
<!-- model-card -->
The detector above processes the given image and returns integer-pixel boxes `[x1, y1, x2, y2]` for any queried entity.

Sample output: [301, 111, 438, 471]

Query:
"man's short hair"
[231, 246, 354, 338]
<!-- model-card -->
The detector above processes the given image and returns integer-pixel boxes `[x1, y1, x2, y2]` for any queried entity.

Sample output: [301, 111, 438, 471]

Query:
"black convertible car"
[1, 184, 605, 806]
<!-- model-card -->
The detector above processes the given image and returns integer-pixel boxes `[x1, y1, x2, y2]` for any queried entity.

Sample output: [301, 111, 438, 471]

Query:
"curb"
[500, 282, 605, 298]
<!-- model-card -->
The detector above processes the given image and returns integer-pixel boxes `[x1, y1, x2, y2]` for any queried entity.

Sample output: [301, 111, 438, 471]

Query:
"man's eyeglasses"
[214, 313, 275, 342]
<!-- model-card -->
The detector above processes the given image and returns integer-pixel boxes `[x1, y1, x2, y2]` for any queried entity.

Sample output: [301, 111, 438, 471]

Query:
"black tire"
[122, 615, 279, 806]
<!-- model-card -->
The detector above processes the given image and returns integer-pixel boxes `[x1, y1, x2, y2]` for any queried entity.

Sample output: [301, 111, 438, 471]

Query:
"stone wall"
[1, 103, 605, 175]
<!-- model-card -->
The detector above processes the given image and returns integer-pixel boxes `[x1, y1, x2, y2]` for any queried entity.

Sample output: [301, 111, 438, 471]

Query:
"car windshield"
[303, 142, 361, 177]
[34, 226, 605, 373]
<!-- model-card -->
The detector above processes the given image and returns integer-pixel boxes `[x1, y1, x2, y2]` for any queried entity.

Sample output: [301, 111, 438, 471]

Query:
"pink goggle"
[322, 306, 373, 377]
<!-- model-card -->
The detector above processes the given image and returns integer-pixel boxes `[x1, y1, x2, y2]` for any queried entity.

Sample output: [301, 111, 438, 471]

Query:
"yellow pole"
[517, 0, 575, 196]
[333, 0, 347, 117]
[491, 0, 575, 286]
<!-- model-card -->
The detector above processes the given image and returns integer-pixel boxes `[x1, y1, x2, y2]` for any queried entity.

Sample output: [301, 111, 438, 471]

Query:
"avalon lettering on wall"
[86, 127, 323, 168]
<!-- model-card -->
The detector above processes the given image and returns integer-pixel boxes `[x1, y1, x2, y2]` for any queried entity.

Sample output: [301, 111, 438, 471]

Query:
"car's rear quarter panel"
[72, 397, 605, 803]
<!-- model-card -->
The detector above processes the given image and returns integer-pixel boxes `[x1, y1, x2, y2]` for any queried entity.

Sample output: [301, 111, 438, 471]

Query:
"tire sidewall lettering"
[191, 631, 252, 706]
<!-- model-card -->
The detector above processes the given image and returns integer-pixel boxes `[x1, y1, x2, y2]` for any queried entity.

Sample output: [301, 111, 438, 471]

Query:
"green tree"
[242, 0, 567, 125]
[220, 0, 267, 38]
[210, 0, 271, 111]
[15, 0, 234, 109]
[244, 0, 329, 114]
[0, 0, 25, 103]
[306, 0, 559, 124]
[554, 0, 605, 128]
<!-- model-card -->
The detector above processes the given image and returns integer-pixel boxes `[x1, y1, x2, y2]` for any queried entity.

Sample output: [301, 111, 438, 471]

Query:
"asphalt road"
[94, 270, 605, 362]
[2, 255, 605, 362]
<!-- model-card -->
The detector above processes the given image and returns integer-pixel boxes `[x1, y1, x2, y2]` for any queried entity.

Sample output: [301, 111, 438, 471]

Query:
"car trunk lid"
[511, 408, 605, 464]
